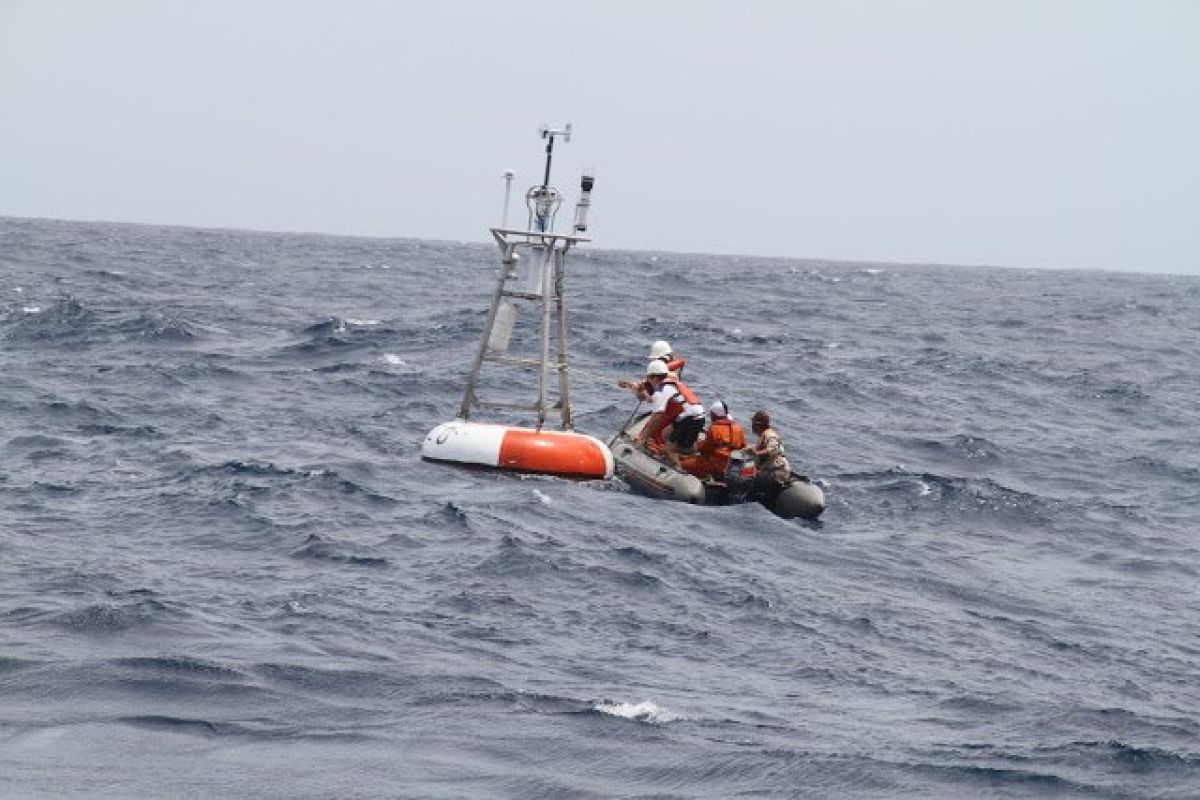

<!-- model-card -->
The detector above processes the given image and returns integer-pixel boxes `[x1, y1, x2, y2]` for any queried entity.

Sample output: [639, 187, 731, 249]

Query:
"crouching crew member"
[696, 400, 747, 481]
[751, 410, 793, 499]
[634, 360, 705, 469]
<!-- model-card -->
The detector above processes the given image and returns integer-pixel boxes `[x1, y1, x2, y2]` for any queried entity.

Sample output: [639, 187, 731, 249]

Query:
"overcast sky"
[1, 1, 1197, 274]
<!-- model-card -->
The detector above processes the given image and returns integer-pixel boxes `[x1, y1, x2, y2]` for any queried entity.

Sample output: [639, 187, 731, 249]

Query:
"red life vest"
[644, 377, 701, 445]
[661, 376, 700, 407]
[657, 376, 700, 424]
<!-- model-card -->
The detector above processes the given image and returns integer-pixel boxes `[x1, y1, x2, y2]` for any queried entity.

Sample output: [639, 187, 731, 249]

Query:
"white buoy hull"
[422, 420, 614, 480]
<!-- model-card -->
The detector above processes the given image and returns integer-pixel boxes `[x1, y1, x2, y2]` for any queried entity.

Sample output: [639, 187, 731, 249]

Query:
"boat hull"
[609, 438, 706, 504]
[758, 475, 826, 520]
[422, 420, 614, 479]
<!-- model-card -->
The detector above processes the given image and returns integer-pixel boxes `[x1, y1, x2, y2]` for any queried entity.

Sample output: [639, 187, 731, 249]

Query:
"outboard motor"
[724, 448, 756, 503]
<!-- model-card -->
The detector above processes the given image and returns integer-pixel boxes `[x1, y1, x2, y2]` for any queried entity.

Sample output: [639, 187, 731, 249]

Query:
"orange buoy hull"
[422, 421, 613, 479]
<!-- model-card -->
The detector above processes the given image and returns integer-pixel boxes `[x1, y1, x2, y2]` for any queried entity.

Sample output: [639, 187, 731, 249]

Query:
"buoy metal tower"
[421, 125, 612, 479]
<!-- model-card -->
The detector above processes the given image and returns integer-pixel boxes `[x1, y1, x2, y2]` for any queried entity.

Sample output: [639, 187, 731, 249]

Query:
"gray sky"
[2, 1, 1197, 274]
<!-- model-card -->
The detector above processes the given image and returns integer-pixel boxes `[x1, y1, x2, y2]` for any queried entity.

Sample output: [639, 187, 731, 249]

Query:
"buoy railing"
[456, 124, 592, 433]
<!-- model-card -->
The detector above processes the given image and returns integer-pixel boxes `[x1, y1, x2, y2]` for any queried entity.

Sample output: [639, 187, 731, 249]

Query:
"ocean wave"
[1070, 740, 1200, 771]
[116, 715, 226, 735]
[80, 267, 133, 281]
[1122, 455, 1200, 483]
[906, 762, 1089, 794]
[301, 316, 352, 336]
[252, 662, 405, 698]
[75, 422, 161, 438]
[834, 467, 1059, 526]
[592, 700, 683, 724]
[118, 310, 198, 342]
[1, 295, 198, 345]
[901, 433, 1005, 463]
[111, 656, 248, 680]
[290, 533, 389, 567]
[473, 533, 568, 579]
[2, 294, 93, 342]
[50, 597, 177, 634]
[429, 500, 472, 529]
[0, 655, 44, 674]
[582, 563, 664, 591]
[5, 433, 72, 450]
[193, 461, 394, 501]
[611, 544, 668, 564]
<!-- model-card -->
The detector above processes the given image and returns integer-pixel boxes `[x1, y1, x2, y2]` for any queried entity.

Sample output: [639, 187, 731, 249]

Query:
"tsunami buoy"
[422, 420, 613, 480]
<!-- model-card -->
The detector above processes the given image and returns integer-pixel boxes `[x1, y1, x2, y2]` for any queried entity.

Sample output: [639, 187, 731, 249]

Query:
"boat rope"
[608, 400, 642, 448]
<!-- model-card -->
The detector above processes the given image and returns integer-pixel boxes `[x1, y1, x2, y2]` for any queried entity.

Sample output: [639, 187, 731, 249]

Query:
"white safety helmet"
[709, 400, 729, 418]
[648, 340, 672, 360]
[645, 360, 669, 377]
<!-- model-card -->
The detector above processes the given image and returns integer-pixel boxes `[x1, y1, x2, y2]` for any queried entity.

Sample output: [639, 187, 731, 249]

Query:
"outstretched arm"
[617, 379, 651, 401]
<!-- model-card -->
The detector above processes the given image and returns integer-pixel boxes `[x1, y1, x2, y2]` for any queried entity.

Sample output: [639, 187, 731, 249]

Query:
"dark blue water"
[2, 215, 1198, 798]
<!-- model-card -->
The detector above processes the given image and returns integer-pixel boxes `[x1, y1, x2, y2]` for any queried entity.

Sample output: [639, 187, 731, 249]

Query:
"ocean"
[1, 215, 1198, 798]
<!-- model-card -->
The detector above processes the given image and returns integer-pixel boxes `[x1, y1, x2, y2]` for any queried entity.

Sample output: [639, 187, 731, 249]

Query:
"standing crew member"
[696, 400, 747, 481]
[751, 410, 792, 499]
[634, 360, 705, 469]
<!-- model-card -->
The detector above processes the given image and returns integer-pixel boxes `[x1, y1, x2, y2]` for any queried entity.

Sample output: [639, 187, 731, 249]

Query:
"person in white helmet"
[647, 340, 686, 377]
[618, 340, 687, 399]
[634, 359, 705, 469]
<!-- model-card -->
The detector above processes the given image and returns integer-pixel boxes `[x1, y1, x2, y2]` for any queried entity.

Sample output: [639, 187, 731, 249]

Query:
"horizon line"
[2, 212, 1192, 279]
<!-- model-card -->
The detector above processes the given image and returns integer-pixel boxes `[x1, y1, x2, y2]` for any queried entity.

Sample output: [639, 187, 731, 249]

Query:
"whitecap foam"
[22, 306, 41, 314]
[285, 600, 309, 615]
[594, 700, 681, 724]
[383, 353, 405, 365]
[917, 481, 933, 497]
[346, 318, 381, 327]
[532, 488, 552, 505]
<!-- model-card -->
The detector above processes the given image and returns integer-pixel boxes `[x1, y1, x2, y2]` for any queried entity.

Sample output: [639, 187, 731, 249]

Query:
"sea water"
[2, 216, 1198, 798]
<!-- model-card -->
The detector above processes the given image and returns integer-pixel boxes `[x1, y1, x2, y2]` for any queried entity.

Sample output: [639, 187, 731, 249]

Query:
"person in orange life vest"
[751, 410, 792, 492]
[696, 400, 747, 480]
[634, 360, 705, 469]
[618, 340, 687, 400]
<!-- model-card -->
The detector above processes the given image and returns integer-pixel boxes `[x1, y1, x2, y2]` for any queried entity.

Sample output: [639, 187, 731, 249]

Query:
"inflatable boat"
[611, 414, 825, 520]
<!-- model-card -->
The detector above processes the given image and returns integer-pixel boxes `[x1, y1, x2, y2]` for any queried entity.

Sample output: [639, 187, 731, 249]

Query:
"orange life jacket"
[698, 418, 747, 477]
